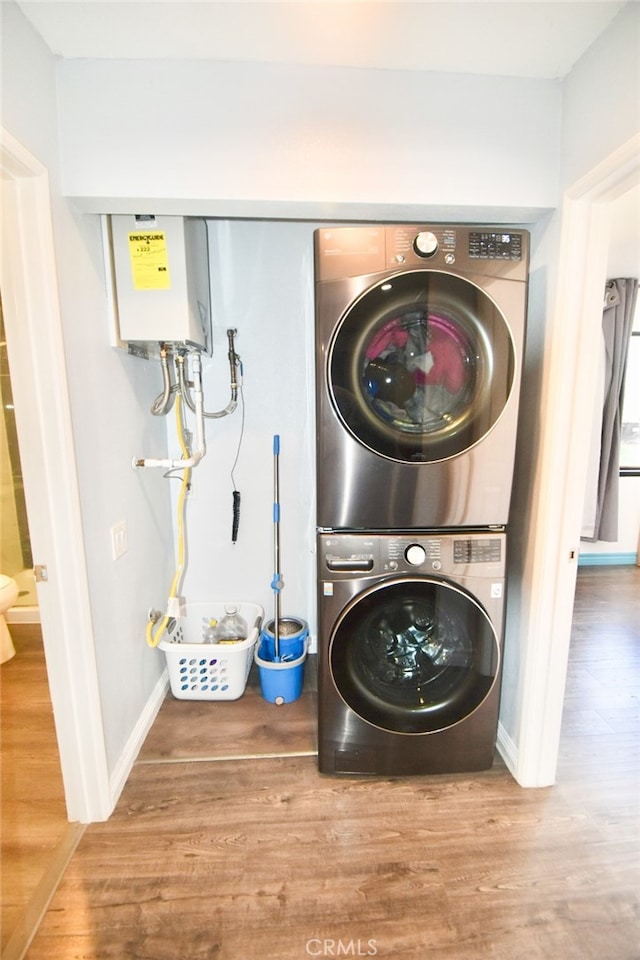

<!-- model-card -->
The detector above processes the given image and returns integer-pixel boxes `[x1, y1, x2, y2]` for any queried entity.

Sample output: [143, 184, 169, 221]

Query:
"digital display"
[469, 232, 522, 260]
[454, 539, 502, 563]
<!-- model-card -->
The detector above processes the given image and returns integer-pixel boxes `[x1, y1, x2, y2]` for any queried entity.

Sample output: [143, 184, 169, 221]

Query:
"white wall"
[56, 58, 561, 221]
[0, 4, 58, 165]
[561, 3, 640, 189]
[2, 3, 173, 785]
[173, 220, 318, 637]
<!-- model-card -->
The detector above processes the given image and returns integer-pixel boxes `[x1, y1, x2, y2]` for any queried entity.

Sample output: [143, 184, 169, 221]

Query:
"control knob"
[414, 231, 438, 258]
[405, 544, 427, 566]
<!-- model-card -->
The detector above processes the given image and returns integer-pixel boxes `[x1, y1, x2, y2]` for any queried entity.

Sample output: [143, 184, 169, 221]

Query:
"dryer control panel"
[314, 223, 529, 283]
[468, 231, 523, 261]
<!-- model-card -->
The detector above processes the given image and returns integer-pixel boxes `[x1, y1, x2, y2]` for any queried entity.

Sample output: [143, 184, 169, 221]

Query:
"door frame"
[1, 127, 112, 822]
[513, 133, 640, 786]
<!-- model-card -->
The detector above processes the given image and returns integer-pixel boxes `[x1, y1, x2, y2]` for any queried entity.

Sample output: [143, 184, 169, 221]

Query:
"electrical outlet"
[111, 521, 128, 560]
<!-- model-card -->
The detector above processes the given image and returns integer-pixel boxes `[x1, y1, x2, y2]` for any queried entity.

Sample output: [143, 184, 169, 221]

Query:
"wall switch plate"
[111, 521, 128, 560]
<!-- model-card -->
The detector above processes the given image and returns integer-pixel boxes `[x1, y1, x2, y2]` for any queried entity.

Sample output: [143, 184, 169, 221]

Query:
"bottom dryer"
[317, 530, 506, 776]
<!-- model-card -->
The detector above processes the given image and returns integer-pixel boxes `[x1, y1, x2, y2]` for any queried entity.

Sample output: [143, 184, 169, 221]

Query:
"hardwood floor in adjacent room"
[8, 566, 640, 959]
[0, 625, 83, 959]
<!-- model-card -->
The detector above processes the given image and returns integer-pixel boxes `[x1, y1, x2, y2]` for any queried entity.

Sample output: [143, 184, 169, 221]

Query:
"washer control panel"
[319, 531, 505, 579]
[453, 538, 502, 564]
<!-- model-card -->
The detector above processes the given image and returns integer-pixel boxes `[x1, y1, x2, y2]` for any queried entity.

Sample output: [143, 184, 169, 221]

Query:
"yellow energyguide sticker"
[128, 231, 171, 290]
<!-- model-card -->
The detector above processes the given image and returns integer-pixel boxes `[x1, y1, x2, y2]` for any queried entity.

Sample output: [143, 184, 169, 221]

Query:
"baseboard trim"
[578, 552, 637, 566]
[109, 668, 169, 811]
[6, 606, 41, 624]
[496, 721, 518, 781]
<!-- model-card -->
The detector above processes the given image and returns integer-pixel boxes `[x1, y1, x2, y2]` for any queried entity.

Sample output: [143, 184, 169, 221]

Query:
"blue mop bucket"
[255, 620, 309, 705]
[259, 617, 308, 662]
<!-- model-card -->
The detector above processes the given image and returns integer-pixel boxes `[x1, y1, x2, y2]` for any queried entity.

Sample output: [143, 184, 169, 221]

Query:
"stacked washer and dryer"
[313, 224, 529, 776]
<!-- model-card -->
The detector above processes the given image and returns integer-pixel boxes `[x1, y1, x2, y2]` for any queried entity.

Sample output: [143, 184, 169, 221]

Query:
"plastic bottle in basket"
[202, 618, 218, 643]
[213, 605, 248, 644]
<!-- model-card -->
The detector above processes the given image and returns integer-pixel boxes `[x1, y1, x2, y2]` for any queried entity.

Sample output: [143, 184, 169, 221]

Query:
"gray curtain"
[581, 277, 638, 543]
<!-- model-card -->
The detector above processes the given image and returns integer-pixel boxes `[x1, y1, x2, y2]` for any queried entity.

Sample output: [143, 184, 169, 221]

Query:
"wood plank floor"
[7, 566, 640, 959]
[138, 655, 318, 764]
[0, 625, 81, 958]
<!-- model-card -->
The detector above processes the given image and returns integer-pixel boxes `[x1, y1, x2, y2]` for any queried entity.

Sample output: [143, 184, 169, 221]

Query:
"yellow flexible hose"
[146, 394, 192, 648]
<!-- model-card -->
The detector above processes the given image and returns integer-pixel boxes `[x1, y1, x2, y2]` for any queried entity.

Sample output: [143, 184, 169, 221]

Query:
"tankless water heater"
[108, 214, 212, 355]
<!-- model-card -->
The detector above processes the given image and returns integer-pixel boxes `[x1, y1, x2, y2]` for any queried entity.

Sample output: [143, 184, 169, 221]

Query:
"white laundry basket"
[158, 602, 263, 701]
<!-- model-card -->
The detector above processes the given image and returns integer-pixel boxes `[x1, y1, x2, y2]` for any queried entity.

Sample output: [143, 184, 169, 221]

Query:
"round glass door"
[330, 577, 499, 734]
[328, 271, 515, 462]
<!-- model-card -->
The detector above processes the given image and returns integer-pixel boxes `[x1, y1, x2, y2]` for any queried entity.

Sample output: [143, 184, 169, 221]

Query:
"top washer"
[314, 224, 529, 530]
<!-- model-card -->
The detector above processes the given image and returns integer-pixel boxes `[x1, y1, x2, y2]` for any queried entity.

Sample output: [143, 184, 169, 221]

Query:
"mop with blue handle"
[270, 434, 283, 661]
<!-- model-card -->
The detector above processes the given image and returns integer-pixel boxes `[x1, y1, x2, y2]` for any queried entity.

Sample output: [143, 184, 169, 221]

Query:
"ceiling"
[16, 1, 629, 79]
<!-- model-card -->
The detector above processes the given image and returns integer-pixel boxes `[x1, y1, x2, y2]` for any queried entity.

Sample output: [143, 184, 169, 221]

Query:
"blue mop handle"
[273, 435, 280, 521]
[272, 433, 282, 659]
[272, 433, 283, 594]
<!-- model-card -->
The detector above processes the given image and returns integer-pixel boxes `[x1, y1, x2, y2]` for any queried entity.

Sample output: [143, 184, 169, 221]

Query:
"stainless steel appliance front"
[317, 530, 506, 776]
[315, 224, 529, 529]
